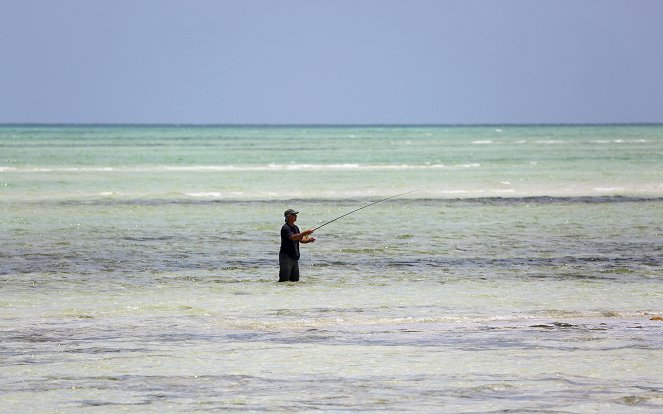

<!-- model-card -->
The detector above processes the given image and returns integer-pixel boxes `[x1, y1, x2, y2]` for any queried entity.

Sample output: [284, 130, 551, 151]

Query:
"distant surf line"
[0, 163, 482, 173]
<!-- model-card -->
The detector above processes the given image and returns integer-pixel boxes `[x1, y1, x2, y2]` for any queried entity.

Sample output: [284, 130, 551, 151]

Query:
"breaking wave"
[0, 163, 481, 173]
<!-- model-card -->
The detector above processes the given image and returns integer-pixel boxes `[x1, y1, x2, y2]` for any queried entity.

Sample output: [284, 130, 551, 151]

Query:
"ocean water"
[1, 125, 662, 413]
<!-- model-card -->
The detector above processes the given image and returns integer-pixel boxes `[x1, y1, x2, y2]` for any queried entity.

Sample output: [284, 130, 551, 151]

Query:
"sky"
[2, 0, 662, 124]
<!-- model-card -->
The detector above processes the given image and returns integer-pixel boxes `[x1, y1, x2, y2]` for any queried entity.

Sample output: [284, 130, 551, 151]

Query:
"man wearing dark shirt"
[279, 209, 315, 282]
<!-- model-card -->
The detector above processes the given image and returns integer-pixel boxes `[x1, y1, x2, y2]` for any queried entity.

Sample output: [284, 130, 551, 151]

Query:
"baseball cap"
[284, 209, 299, 217]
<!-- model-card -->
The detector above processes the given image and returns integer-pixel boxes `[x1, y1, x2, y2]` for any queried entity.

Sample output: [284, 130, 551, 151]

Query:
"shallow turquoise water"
[1, 125, 662, 412]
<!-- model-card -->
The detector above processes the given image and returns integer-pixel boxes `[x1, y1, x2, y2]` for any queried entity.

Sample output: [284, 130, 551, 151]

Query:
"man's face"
[288, 213, 297, 224]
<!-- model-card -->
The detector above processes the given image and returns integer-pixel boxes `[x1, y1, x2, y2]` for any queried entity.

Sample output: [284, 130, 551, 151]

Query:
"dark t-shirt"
[280, 223, 300, 260]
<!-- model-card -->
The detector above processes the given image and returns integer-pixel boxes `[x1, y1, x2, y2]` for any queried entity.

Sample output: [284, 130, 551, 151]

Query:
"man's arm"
[300, 236, 316, 244]
[289, 228, 314, 241]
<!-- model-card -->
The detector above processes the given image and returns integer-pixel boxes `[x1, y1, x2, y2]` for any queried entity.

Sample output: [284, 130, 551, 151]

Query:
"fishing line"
[312, 190, 418, 232]
[305, 190, 417, 278]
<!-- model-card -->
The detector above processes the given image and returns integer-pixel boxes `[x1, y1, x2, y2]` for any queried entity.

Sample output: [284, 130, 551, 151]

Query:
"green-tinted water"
[1, 125, 662, 412]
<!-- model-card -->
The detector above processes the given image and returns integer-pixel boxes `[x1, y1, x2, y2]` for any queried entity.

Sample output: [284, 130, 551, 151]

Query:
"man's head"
[284, 209, 298, 223]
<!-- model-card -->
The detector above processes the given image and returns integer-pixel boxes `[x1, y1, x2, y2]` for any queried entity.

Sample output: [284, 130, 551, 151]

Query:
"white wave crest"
[5, 163, 481, 173]
[185, 192, 246, 198]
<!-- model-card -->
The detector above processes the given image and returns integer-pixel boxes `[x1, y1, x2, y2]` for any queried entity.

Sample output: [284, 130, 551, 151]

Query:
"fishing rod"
[312, 190, 418, 232]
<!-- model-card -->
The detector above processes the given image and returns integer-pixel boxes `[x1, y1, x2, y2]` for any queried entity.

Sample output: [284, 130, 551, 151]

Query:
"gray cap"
[284, 209, 299, 218]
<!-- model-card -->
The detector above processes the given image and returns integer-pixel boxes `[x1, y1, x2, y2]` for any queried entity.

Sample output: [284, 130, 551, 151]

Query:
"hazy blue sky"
[2, 0, 662, 124]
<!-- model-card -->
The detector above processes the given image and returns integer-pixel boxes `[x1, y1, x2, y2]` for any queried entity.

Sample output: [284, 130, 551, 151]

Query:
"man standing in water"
[279, 209, 315, 282]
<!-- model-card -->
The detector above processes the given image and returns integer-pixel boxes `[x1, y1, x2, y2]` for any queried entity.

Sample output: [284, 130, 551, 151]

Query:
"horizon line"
[2, 122, 663, 128]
